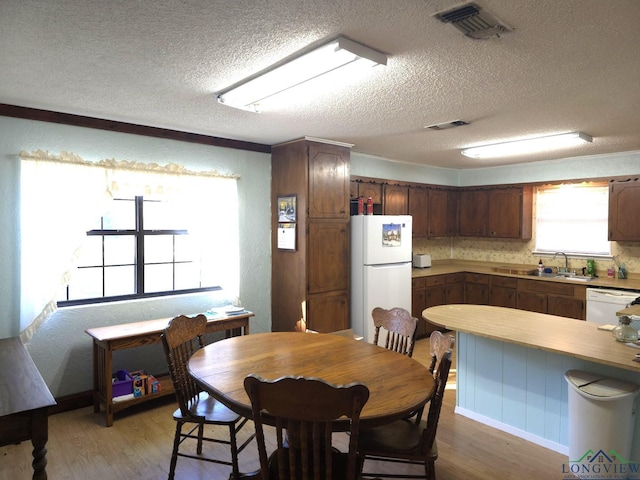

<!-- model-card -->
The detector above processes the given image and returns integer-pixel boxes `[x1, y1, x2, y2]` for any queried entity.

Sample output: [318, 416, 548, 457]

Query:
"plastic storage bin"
[112, 370, 133, 398]
[565, 370, 640, 479]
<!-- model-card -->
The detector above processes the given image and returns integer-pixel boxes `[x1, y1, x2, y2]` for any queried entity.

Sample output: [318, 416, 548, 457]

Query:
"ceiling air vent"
[433, 2, 512, 39]
[424, 120, 469, 131]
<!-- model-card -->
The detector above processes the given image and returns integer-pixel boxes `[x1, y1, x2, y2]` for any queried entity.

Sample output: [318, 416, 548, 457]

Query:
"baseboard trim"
[455, 406, 569, 455]
[49, 391, 93, 415]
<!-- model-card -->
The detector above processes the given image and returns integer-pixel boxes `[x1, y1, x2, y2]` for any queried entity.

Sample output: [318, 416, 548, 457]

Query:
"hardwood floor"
[0, 336, 570, 479]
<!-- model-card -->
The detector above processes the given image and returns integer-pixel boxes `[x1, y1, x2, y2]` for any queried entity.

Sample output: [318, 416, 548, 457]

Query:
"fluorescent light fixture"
[461, 132, 593, 159]
[217, 36, 387, 112]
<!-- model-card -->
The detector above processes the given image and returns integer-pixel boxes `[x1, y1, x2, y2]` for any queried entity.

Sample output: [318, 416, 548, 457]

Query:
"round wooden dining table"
[188, 331, 435, 430]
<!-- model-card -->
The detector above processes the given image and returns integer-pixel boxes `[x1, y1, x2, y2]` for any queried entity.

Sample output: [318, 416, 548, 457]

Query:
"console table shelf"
[86, 311, 253, 427]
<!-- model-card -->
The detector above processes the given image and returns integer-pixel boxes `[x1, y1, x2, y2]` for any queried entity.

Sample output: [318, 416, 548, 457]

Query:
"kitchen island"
[423, 304, 640, 459]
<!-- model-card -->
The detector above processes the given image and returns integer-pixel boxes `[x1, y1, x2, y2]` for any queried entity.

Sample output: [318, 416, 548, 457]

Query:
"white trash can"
[565, 370, 640, 479]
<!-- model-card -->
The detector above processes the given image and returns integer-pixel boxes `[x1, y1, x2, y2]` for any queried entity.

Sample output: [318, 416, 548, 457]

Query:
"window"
[19, 151, 239, 340]
[58, 196, 220, 305]
[535, 183, 610, 256]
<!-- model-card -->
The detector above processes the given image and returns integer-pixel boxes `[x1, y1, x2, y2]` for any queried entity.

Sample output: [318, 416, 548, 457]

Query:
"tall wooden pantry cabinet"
[271, 138, 352, 333]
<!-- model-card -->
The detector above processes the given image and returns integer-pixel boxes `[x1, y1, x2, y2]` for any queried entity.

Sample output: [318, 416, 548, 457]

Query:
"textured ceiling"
[1, 0, 639, 169]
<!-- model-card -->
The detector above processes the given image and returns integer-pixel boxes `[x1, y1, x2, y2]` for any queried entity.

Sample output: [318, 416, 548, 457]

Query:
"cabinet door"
[307, 222, 348, 294]
[444, 282, 465, 304]
[412, 278, 427, 337]
[409, 187, 428, 238]
[350, 180, 359, 200]
[517, 291, 547, 313]
[427, 188, 448, 238]
[308, 143, 350, 219]
[307, 291, 349, 333]
[609, 180, 640, 241]
[488, 188, 522, 238]
[490, 286, 517, 308]
[359, 182, 383, 204]
[465, 283, 489, 305]
[465, 274, 489, 305]
[548, 295, 585, 320]
[458, 189, 488, 236]
[425, 285, 445, 307]
[446, 189, 459, 236]
[490, 276, 517, 308]
[424, 284, 445, 336]
[383, 184, 409, 215]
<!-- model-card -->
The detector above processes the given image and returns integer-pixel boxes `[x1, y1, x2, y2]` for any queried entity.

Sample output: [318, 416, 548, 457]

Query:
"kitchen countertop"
[423, 304, 640, 373]
[411, 259, 640, 291]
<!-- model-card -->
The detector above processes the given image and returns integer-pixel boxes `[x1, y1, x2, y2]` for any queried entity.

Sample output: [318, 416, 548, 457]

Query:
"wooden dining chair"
[359, 331, 454, 480]
[244, 374, 370, 480]
[161, 314, 254, 480]
[371, 307, 418, 357]
[410, 330, 456, 424]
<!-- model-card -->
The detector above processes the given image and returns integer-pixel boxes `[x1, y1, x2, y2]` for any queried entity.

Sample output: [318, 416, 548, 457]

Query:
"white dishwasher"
[586, 287, 640, 326]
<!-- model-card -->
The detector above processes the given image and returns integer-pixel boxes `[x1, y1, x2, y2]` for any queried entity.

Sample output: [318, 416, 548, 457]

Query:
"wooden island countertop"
[423, 304, 640, 373]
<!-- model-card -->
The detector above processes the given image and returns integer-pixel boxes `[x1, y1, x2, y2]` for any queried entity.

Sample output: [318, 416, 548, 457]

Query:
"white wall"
[0, 115, 271, 397]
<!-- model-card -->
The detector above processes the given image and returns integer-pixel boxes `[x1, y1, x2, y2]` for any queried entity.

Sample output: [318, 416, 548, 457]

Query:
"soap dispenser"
[538, 259, 544, 276]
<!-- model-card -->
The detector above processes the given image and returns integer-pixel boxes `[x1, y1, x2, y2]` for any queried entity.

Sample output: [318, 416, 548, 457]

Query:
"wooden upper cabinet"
[308, 143, 350, 219]
[428, 188, 457, 237]
[446, 189, 459, 236]
[458, 189, 489, 236]
[488, 187, 533, 239]
[349, 180, 358, 200]
[609, 179, 640, 241]
[459, 186, 532, 239]
[383, 184, 409, 215]
[409, 186, 428, 237]
[358, 182, 383, 204]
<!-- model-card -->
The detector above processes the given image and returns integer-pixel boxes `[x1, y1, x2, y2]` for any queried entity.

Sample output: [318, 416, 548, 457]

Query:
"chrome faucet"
[553, 252, 569, 273]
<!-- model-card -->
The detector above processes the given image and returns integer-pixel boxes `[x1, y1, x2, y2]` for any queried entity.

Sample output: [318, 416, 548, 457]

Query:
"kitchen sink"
[562, 275, 595, 282]
[527, 271, 595, 282]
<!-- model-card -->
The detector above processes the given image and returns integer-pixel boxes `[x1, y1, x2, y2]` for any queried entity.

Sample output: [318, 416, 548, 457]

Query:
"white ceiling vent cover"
[433, 2, 512, 39]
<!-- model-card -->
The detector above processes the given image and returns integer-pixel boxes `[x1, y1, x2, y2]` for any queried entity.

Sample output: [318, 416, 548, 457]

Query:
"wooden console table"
[85, 311, 253, 427]
[0, 336, 56, 480]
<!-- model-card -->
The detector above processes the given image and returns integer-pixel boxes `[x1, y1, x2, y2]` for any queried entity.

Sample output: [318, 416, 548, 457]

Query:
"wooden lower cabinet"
[413, 274, 463, 337]
[516, 279, 585, 320]
[412, 276, 446, 337]
[444, 273, 465, 304]
[490, 276, 517, 308]
[465, 273, 489, 305]
[548, 294, 585, 319]
[412, 272, 586, 335]
[516, 290, 547, 314]
[307, 291, 349, 333]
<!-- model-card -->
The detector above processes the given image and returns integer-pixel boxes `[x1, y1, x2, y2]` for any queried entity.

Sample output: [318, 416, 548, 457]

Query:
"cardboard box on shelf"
[129, 370, 149, 397]
[129, 370, 161, 396]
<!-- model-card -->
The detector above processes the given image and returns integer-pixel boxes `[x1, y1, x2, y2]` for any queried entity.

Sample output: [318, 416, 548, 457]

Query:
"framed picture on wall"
[277, 195, 296, 223]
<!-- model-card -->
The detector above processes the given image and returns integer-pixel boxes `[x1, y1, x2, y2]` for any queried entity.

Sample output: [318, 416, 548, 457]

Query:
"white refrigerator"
[350, 215, 413, 343]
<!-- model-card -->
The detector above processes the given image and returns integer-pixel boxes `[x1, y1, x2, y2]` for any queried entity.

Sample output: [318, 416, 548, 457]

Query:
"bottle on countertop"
[538, 259, 544, 276]
[586, 259, 596, 277]
[612, 315, 638, 342]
